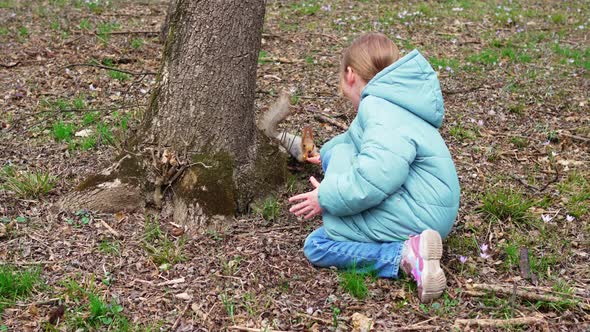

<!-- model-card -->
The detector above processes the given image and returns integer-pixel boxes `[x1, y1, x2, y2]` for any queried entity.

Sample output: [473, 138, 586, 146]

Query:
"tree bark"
[62, 0, 288, 228]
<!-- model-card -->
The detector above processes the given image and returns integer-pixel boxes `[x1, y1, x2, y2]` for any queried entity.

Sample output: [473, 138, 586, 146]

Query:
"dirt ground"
[0, 0, 589, 331]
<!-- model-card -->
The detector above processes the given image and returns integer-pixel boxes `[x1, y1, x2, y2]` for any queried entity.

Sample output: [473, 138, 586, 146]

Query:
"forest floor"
[0, 0, 589, 331]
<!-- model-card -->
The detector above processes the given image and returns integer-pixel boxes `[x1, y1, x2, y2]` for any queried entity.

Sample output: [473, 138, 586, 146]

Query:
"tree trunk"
[62, 0, 288, 229]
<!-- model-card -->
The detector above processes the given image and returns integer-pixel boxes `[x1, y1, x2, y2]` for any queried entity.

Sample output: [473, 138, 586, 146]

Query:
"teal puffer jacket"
[318, 49, 460, 243]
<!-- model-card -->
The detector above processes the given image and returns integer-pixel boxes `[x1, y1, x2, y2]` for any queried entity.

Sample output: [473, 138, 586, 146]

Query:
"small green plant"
[241, 292, 257, 317]
[52, 121, 75, 141]
[550, 13, 566, 25]
[18, 26, 29, 38]
[80, 136, 97, 150]
[258, 50, 270, 64]
[331, 306, 341, 328]
[96, 122, 115, 145]
[0, 166, 56, 199]
[254, 196, 281, 222]
[130, 38, 144, 49]
[83, 112, 99, 125]
[339, 265, 369, 300]
[449, 124, 476, 141]
[0, 265, 42, 313]
[480, 188, 532, 224]
[108, 69, 130, 81]
[79, 18, 91, 31]
[221, 256, 242, 276]
[220, 293, 235, 323]
[507, 103, 524, 115]
[97, 22, 120, 43]
[510, 136, 528, 148]
[292, 1, 320, 16]
[98, 239, 120, 256]
[142, 219, 185, 267]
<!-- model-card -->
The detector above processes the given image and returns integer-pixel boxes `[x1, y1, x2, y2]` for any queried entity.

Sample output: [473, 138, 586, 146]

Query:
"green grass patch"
[52, 121, 75, 141]
[338, 265, 375, 300]
[558, 172, 590, 218]
[0, 165, 56, 199]
[108, 70, 130, 81]
[253, 196, 281, 222]
[98, 239, 120, 256]
[60, 277, 132, 330]
[510, 136, 528, 148]
[291, 1, 320, 16]
[96, 22, 120, 43]
[130, 38, 144, 49]
[141, 218, 185, 268]
[480, 188, 533, 224]
[0, 265, 42, 313]
[449, 123, 477, 141]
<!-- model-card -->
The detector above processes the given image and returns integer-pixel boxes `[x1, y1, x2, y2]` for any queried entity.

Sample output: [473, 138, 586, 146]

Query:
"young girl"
[289, 33, 460, 303]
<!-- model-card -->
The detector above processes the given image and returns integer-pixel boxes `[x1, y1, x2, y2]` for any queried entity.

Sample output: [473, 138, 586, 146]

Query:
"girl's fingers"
[293, 205, 313, 217]
[288, 193, 307, 202]
[289, 201, 308, 213]
[309, 176, 320, 188]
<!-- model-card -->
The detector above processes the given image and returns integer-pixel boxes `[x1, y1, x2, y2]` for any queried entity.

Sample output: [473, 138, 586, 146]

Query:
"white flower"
[480, 243, 489, 252]
[566, 215, 575, 222]
[480, 252, 491, 259]
[541, 214, 553, 223]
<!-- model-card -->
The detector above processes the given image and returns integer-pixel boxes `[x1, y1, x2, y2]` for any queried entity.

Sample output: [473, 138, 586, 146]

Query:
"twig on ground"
[453, 317, 549, 331]
[0, 61, 20, 68]
[314, 113, 349, 130]
[97, 219, 121, 238]
[465, 283, 590, 311]
[64, 63, 156, 76]
[228, 327, 290, 332]
[398, 317, 438, 331]
[295, 312, 336, 325]
[442, 85, 483, 95]
[441, 263, 461, 289]
[559, 132, 590, 145]
[156, 277, 185, 287]
[171, 302, 190, 331]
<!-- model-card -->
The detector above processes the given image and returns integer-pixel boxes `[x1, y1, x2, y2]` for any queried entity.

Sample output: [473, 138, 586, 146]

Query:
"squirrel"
[258, 92, 318, 162]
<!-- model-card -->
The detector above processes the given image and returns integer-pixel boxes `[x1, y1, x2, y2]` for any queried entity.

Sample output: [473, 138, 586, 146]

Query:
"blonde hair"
[341, 33, 400, 83]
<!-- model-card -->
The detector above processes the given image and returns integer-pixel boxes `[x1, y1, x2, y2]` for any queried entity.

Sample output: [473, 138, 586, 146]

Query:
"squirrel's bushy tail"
[259, 92, 291, 139]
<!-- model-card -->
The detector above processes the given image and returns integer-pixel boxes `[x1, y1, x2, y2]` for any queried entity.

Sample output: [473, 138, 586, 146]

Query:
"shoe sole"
[417, 230, 446, 303]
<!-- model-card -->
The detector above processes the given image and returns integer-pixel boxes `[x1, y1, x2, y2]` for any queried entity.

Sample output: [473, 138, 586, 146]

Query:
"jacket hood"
[361, 49, 445, 128]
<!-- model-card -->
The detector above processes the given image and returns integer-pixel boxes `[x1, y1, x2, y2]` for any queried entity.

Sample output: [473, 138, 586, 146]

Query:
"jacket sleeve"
[319, 130, 352, 157]
[318, 111, 417, 217]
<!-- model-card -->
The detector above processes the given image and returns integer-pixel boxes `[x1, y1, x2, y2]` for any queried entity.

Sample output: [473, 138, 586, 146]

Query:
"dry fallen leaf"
[174, 292, 192, 301]
[0, 223, 6, 238]
[352, 313, 373, 332]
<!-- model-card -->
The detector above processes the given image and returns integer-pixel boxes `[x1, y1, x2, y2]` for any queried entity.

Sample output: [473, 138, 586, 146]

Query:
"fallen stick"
[228, 326, 289, 332]
[466, 283, 590, 311]
[171, 302, 190, 331]
[156, 277, 185, 287]
[453, 317, 549, 330]
[314, 113, 349, 130]
[97, 219, 121, 238]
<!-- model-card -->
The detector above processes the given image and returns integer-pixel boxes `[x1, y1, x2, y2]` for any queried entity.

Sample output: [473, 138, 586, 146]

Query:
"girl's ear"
[345, 66, 356, 86]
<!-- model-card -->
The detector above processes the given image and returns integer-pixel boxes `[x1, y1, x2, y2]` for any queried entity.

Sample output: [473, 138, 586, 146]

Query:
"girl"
[289, 33, 460, 303]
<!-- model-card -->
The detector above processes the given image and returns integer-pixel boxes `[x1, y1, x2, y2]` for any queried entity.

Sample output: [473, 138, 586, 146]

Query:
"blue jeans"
[303, 227, 403, 278]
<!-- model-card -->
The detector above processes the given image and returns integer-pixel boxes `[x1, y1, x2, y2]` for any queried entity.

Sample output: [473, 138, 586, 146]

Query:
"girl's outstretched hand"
[306, 154, 321, 165]
[289, 176, 322, 219]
